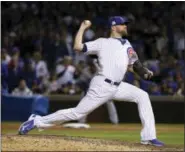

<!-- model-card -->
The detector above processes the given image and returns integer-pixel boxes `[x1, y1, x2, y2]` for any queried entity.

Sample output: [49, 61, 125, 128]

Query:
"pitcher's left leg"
[113, 82, 156, 140]
[113, 82, 164, 146]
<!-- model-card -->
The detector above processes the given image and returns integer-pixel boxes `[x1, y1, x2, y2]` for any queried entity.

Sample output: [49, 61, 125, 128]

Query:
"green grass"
[2, 122, 184, 146]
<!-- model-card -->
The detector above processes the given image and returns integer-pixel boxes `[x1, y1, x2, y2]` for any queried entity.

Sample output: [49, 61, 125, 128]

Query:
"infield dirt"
[2, 134, 183, 151]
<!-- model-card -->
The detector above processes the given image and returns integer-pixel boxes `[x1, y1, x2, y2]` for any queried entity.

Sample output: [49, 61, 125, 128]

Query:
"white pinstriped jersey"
[84, 38, 137, 82]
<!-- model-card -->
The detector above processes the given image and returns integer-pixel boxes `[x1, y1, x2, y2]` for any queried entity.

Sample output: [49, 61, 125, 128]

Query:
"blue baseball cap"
[108, 16, 130, 28]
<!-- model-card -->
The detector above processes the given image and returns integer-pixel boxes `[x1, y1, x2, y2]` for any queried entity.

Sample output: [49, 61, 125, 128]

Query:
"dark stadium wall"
[49, 100, 184, 123]
[1, 95, 184, 123]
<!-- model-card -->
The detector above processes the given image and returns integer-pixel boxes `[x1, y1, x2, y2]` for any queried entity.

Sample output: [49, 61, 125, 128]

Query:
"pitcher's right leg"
[18, 75, 117, 134]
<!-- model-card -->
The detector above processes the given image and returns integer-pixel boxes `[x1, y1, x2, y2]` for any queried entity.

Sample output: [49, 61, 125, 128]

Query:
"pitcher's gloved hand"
[144, 68, 153, 80]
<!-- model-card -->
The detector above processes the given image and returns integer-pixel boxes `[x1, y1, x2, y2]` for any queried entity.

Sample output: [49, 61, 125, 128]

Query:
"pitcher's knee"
[136, 90, 150, 103]
[142, 91, 150, 99]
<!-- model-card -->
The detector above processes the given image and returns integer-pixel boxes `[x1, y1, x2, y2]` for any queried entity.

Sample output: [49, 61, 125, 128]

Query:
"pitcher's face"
[117, 24, 128, 36]
[112, 24, 128, 36]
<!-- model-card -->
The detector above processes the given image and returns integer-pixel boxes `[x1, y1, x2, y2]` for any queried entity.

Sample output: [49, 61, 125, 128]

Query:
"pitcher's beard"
[121, 30, 128, 37]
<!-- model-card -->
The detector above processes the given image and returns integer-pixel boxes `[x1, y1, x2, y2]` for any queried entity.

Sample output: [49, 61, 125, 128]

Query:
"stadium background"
[2, 1, 184, 96]
[1, 1, 184, 121]
[1, 2, 184, 151]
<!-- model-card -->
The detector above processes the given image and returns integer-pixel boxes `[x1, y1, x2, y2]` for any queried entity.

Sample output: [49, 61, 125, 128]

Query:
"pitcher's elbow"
[73, 46, 79, 52]
[73, 45, 83, 52]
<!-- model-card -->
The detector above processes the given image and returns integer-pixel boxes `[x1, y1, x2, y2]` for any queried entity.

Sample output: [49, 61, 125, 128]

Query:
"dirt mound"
[2, 134, 183, 151]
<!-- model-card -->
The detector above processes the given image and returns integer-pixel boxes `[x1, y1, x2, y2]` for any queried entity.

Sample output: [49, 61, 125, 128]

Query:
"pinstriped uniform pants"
[37, 75, 156, 140]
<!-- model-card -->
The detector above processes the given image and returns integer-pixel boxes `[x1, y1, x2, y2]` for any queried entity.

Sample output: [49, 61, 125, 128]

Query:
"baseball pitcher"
[18, 16, 164, 147]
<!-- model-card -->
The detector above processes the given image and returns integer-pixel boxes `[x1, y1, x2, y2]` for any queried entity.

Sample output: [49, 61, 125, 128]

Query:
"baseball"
[84, 20, 91, 26]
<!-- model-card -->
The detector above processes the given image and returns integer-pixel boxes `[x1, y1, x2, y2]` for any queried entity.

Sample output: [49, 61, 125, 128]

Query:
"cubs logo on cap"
[112, 21, 116, 25]
[109, 16, 130, 27]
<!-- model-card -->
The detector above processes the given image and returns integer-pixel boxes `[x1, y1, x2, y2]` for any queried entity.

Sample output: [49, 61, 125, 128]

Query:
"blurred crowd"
[1, 2, 184, 96]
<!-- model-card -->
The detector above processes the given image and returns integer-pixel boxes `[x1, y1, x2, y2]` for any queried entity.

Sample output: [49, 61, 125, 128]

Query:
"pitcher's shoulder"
[97, 37, 108, 41]
[92, 37, 107, 43]
[124, 39, 131, 44]
[124, 39, 132, 47]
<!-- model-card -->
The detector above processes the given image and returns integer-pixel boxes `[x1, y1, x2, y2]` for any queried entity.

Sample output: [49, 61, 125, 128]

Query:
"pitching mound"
[2, 134, 183, 151]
